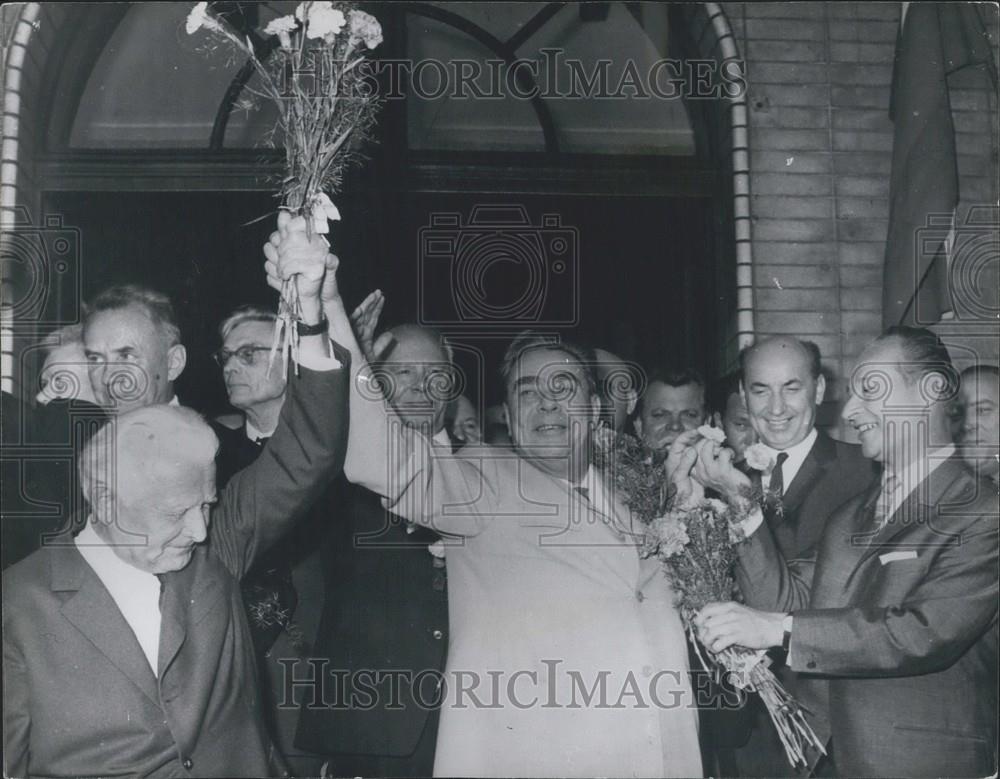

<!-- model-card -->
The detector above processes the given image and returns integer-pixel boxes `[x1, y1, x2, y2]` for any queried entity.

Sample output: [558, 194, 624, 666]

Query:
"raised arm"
[210, 213, 350, 579]
[267, 223, 495, 538]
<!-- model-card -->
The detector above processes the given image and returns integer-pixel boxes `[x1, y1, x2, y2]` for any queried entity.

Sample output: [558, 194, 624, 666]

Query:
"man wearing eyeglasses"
[210, 304, 330, 776]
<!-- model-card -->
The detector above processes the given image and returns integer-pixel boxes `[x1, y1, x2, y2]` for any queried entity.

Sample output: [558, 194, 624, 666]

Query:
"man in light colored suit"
[695, 326, 998, 777]
[272, 217, 702, 778]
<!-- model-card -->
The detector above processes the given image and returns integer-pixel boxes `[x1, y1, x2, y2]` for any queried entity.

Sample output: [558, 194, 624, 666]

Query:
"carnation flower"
[186, 2, 219, 34]
[264, 14, 298, 48]
[296, 1, 346, 41]
[348, 9, 383, 49]
[308, 192, 341, 234]
[651, 514, 690, 558]
[744, 443, 773, 472]
[697, 424, 726, 444]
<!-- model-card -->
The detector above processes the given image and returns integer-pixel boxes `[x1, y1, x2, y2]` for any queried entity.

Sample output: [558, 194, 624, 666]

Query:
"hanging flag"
[882, 3, 994, 327]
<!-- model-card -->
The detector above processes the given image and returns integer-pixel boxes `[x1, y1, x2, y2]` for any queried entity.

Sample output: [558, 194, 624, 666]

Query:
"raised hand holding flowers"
[187, 1, 381, 370]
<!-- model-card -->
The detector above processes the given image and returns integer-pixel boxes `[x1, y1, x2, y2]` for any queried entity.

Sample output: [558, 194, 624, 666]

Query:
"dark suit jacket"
[3, 360, 349, 778]
[294, 479, 449, 768]
[768, 430, 876, 558]
[737, 455, 998, 777]
[2, 395, 106, 570]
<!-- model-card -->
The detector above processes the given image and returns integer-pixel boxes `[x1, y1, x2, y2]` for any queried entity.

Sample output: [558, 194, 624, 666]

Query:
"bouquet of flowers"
[593, 426, 825, 769]
[187, 1, 382, 372]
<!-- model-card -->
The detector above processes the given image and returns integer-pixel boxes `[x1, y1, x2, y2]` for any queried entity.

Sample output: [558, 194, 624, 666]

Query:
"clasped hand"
[665, 430, 752, 508]
[263, 211, 341, 320]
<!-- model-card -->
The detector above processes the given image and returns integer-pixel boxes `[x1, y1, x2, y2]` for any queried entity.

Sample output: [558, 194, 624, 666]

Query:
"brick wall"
[722, 1, 998, 432]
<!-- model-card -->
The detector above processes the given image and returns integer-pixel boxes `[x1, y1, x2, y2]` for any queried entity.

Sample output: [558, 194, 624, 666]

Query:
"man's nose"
[668, 414, 684, 430]
[841, 392, 858, 422]
[768, 392, 786, 415]
[185, 509, 208, 543]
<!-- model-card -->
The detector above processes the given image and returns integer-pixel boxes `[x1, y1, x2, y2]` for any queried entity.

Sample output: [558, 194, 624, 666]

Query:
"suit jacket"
[345, 404, 702, 777]
[2, 395, 106, 570]
[3, 360, 349, 779]
[736, 455, 998, 777]
[769, 431, 877, 558]
[294, 479, 449, 766]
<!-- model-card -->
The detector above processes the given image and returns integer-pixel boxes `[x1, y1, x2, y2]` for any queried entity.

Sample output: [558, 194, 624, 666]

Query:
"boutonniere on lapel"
[243, 583, 305, 654]
[743, 442, 784, 520]
[427, 539, 446, 569]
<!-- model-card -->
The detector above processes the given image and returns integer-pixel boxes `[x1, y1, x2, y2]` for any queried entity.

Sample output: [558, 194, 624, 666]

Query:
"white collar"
[168, 395, 180, 407]
[759, 428, 818, 493]
[245, 417, 274, 442]
[432, 428, 451, 448]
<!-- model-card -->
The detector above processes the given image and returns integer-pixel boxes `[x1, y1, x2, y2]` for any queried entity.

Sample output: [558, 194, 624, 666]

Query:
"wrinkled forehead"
[745, 341, 813, 381]
[382, 330, 448, 367]
[84, 304, 165, 349]
[509, 348, 590, 393]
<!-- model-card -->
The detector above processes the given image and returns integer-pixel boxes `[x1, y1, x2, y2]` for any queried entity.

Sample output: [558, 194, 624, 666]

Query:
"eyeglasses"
[213, 345, 272, 367]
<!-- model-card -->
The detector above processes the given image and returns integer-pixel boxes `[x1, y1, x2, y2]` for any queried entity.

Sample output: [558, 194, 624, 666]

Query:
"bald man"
[296, 317, 452, 777]
[4, 382, 349, 776]
[732, 335, 875, 777]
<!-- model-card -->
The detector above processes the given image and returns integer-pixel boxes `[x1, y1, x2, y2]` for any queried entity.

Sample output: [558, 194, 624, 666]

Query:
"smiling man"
[695, 326, 999, 777]
[333, 321, 702, 777]
[730, 336, 876, 776]
[739, 336, 874, 557]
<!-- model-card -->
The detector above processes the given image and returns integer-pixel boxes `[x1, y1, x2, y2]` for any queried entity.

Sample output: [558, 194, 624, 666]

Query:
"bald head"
[377, 324, 454, 433]
[81, 405, 219, 574]
[740, 336, 825, 450]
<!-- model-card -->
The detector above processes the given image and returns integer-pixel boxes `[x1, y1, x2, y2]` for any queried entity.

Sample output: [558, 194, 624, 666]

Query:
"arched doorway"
[1, 1, 752, 408]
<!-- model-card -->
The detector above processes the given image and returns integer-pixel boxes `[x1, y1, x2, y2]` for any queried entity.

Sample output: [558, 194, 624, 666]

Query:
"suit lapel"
[157, 547, 225, 677]
[52, 543, 160, 704]
[856, 456, 969, 566]
[781, 433, 835, 515]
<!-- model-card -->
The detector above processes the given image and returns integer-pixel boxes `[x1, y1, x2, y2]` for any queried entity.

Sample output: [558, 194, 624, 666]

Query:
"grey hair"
[218, 305, 277, 342]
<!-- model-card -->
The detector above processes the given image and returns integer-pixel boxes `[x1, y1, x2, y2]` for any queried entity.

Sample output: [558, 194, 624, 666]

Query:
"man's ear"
[626, 389, 638, 417]
[815, 374, 827, 406]
[633, 415, 644, 437]
[502, 401, 511, 433]
[89, 483, 115, 527]
[167, 344, 187, 382]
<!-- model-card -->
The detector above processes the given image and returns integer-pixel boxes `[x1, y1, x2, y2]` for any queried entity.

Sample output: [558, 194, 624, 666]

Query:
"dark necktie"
[769, 452, 789, 496]
[253, 436, 269, 448]
[574, 486, 591, 502]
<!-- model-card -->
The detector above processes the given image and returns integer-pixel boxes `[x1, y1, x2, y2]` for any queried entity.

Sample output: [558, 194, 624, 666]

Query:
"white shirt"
[75, 521, 163, 675]
[759, 428, 818, 495]
[245, 418, 273, 442]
